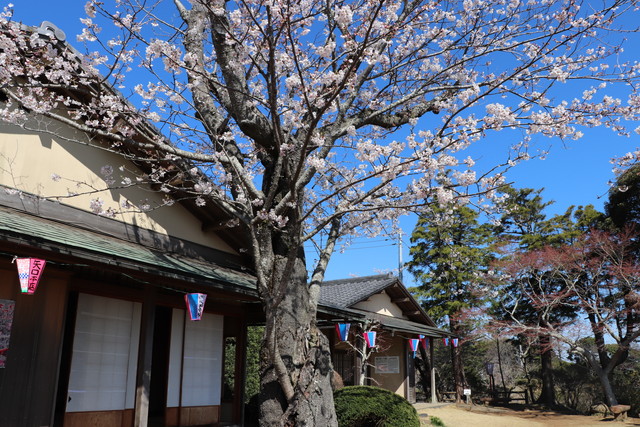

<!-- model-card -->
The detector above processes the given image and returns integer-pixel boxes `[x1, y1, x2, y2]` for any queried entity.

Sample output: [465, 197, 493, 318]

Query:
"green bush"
[334, 385, 420, 427]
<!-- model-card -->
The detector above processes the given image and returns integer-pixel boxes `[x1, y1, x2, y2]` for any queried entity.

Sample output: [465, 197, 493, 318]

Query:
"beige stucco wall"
[369, 333, 407, 397]
[352, 291, 408, 319]
[0, 122, 235, 253]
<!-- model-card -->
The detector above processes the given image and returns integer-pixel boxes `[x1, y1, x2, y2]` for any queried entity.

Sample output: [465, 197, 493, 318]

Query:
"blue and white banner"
[335, 323, 350, 341]
[185, 293, 207, 321]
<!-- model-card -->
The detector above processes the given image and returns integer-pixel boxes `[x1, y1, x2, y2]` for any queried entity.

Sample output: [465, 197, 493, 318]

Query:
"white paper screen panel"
[66, 293, 141, 412]
[167, 309, 223, 407]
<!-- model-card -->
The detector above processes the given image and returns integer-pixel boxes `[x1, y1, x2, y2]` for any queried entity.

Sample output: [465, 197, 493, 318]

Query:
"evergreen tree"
[606, 164, 640, 230]
[408, 204, 494, 402]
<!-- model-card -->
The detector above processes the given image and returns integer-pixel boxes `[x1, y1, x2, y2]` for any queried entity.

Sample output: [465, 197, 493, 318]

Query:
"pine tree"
[408, 203, 494, 402]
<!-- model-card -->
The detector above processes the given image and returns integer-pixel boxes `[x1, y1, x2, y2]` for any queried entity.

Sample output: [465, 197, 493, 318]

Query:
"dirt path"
[414, 403, 640, 427]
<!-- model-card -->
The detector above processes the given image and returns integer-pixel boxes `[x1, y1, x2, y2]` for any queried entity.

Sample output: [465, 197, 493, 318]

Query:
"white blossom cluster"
[1, 0, 640, 260]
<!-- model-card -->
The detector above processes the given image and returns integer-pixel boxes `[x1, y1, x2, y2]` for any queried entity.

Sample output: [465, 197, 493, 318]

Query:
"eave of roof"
[317, 304, 449, 337]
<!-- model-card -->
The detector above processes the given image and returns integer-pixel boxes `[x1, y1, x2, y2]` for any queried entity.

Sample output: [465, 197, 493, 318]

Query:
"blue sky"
[10, 2, 640, 286]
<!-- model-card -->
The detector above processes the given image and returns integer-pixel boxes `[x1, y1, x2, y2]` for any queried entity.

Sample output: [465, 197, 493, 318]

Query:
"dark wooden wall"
[0, 264, 69, 427]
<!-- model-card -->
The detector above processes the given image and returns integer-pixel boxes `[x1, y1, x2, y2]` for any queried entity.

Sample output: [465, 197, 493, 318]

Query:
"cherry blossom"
[3, 1, 640, 424]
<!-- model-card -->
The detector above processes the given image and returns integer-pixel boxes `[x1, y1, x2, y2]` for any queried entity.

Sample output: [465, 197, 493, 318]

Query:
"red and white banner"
[15, 258, 46, 294]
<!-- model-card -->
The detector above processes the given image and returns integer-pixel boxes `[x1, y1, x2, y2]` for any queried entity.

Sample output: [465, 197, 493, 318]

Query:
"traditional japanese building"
[0, 21, 260, 426]
[0, 116, 259, 427]
[319, 274, 449, 403]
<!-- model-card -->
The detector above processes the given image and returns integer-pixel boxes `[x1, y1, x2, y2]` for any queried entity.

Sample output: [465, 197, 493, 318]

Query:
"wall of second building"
[352, 291, 407, 319]
[324, 325, 413, 399]
[369, 334, 408, 398]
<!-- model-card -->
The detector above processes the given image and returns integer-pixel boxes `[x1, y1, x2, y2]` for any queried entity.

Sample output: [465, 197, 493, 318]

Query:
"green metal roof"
[0, 206, 256, 293]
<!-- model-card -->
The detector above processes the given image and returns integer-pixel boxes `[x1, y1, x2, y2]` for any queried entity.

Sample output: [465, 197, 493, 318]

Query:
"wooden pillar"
[234, 318, 247, 425]
[430, 337, 437, 403]
[404, 339, 410, 400]
[134, 287, 156, 427]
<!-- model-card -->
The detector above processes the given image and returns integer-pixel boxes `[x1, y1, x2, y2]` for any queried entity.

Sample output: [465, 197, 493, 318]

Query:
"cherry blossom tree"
[2, 0, 640, 425]
[486, 228, 640, 408]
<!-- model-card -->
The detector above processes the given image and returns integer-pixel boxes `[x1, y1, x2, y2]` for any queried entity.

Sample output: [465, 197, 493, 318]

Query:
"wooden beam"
[134, 287, 156, 427]
[234, 318, 248, 425]
[391, 297, 410, 303]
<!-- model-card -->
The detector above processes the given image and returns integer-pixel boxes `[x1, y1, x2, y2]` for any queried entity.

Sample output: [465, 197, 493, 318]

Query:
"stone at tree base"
[590, 403, 610, 416]
[611, 404, 631, 421]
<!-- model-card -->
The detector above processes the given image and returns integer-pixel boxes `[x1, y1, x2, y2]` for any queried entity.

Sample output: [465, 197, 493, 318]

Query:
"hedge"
[334, 385, 420, 427]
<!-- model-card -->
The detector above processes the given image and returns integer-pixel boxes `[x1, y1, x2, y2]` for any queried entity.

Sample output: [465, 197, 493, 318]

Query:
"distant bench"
[480, 391, 529, 405]
[441, 391, 457, 402]
[442, 390, 529, 404]
[611, 405, 631, 421]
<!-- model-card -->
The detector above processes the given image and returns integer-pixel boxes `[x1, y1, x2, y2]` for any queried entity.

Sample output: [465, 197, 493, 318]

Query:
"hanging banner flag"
[364, 331, 377, 348]
[409, 338, 419, 357]
[184, 293, 207, 321]
[419, 334, 428, 350]
[335, 323, 351, 341]
[443, 337, 450, 346]
[452, 338, 459, 348]
[15, 258, 46, 294]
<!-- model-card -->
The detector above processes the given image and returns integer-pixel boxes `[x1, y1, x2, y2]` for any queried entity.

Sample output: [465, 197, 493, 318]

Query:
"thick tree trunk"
[451, 344, 465, 403]
[596, 369, 619, 407]
[449, 322, 466, 403]
[415, 346, 432, 400]
[357, 331, 367, 386]
[536, 334, 555, 408]
[586, 312, 624, 408]
[258, 254, 337, 426]
[496, 338, 507, 392]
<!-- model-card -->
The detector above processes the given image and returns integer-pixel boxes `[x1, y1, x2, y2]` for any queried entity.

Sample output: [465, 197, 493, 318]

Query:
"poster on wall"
[0, 299, 15, 368]
[374, 356, 400, 374]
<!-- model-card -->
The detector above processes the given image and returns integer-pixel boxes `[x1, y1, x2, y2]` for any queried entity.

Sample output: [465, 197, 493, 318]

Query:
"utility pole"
[398, 232, 403, 282]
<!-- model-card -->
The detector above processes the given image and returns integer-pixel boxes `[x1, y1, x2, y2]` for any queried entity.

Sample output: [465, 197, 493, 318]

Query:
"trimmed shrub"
[334, 385, 420, 427]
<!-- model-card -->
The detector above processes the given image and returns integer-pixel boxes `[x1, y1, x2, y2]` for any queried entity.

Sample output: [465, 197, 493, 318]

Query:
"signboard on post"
[464, 388, 472, 404]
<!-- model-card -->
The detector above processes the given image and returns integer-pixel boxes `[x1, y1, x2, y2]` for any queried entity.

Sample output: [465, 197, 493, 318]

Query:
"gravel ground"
[414, 403, 640, 427]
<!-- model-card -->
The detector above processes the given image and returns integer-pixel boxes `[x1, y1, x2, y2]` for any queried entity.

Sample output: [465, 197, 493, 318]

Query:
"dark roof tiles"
[319, 273, 397, 308]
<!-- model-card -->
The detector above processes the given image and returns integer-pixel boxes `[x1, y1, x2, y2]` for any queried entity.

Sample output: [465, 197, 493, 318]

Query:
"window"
[332, 351, 354, 385]
[167, 309, 223, 407]
[66, 294, 141, 412]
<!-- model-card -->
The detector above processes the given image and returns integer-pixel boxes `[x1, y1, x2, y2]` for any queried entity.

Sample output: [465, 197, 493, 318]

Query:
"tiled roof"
[319, 274, 451, 337]
[317, 274, 451, 337]
[319, 274, 397, 308]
